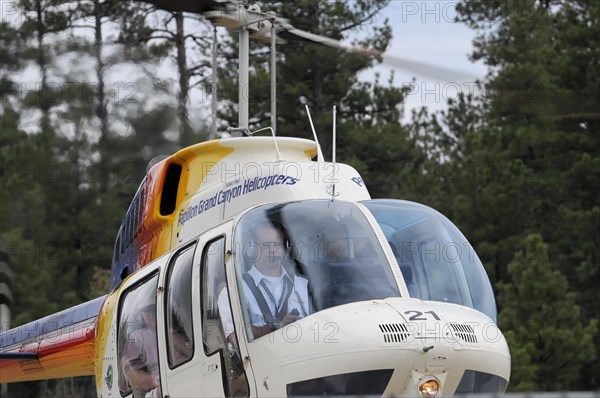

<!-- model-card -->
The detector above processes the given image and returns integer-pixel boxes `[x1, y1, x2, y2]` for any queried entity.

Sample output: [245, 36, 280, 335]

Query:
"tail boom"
[0, 297, 104, 383]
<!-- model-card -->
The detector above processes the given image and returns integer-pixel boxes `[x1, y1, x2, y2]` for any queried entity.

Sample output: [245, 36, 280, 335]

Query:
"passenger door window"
[117, 274, 161, 398]
[165, 244, 196, 368]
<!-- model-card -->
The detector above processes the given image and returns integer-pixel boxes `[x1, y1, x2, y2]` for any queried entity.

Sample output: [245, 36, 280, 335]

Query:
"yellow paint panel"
[94, 289, 120, 388]
[177, 139, 236, 195]
[169, 140, 235, 247]
[304, 147, 318, 159]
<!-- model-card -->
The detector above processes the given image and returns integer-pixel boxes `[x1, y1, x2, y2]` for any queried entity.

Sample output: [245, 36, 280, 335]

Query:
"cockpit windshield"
[233, 200, 401, 341]
[362, 199, 497, 321]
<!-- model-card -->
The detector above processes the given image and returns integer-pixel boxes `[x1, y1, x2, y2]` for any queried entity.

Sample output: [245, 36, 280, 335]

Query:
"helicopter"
[0, 1, 511, 397]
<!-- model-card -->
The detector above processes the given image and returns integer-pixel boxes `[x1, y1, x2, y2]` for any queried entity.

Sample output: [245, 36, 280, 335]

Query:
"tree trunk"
[175, 11, 191, 146]
[94, 0, 109, 192]
[35, 0, 51, 138]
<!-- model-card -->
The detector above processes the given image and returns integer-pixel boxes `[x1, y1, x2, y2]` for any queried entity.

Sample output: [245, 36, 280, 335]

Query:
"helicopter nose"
[244, 298, 510, 396]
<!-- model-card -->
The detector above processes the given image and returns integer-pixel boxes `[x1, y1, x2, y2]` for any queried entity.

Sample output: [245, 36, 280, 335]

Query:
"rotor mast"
[206, 3, 278, 137]
[238, 11, 249, 134]
[270, 12, 277, 135]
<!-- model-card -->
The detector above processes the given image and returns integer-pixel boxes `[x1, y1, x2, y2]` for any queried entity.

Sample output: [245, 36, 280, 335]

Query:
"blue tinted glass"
[362, 199, 497, 321]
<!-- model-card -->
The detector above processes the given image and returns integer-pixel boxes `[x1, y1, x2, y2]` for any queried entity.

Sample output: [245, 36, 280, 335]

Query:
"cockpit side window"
[117, 274, 161, 398]
[165, 243, 196, 369]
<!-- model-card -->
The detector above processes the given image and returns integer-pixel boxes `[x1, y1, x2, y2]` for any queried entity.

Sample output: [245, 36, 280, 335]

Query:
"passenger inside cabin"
[121, 300, 161, 398]
[218, 220, 311, 342]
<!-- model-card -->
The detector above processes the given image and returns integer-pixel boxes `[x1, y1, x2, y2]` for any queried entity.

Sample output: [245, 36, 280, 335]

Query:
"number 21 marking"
[404, 310, 441, 321]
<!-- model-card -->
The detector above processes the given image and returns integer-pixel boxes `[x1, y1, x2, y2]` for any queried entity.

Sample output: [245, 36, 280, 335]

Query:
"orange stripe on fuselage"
[124, 140, 235, 275]
[0, 320, 96, 383]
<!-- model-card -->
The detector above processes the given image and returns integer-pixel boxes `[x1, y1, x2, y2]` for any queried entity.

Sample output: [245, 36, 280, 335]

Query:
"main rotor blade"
[279, 23, 476, 82]
[381, 54, 476, 82]
[137, 0, 232, 13]
[137, 0, 477, 82]
[278, 23, 378, 57]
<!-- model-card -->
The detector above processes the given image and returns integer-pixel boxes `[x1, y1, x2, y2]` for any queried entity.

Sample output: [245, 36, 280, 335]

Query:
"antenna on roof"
[332, 104, 337, 164]
[330, 105, 337, 201]
[305, 105, 324, 162]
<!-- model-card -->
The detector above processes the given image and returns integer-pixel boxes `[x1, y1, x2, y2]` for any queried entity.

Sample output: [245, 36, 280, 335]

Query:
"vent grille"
[450, 323, 477, 343]
[378, 323, 410, 343]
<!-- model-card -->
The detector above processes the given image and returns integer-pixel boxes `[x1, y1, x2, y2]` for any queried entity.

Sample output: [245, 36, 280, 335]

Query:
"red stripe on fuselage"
[0, 319, 96, 383]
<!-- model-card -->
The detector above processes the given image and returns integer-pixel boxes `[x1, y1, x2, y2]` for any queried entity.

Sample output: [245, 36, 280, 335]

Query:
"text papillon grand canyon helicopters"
[0, 1, 510, 397]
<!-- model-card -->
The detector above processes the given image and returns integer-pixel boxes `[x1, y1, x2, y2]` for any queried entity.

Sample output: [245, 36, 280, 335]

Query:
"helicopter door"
[159, 225, 252, 397]
[158, 243, 204, 397]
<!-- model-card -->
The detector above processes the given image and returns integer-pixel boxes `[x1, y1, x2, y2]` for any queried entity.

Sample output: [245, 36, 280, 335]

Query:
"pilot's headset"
[245, 220, 291, 269]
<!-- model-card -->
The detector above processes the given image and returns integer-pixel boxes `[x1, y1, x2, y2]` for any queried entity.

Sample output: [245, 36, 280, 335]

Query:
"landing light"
[418, 377, 440, 397]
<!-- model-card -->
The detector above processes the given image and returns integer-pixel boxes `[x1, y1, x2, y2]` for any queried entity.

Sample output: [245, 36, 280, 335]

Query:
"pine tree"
[452, 1, 600, 386]
[394, 1, 600, 389]
[116, 2, 213, 146]
[498, 234, 597, 390]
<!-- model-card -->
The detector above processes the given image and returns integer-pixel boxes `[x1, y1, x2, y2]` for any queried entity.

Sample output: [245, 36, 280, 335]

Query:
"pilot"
[218, 220, 310, 342]
[121, 300, 161, 398]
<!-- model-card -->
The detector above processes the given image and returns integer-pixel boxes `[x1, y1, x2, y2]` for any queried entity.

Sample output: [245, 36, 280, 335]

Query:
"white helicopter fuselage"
[92, 137, 510, 398]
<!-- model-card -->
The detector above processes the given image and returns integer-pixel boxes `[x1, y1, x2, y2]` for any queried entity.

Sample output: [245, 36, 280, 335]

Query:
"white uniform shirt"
[218, 266, 309, 338]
